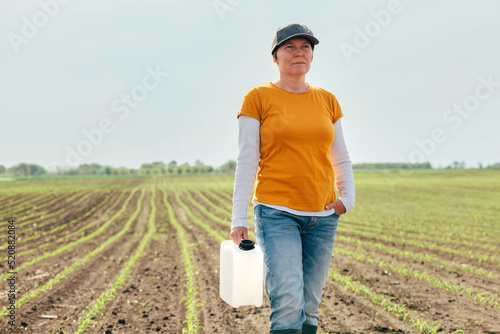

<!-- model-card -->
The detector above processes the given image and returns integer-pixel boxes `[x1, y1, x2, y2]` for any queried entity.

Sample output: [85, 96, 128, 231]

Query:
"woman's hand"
[230, 227, 249, 245]
[325, 199, 346, 215]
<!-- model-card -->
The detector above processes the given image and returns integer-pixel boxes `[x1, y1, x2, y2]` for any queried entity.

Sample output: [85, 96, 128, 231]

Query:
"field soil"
[1, 172, 499, 333]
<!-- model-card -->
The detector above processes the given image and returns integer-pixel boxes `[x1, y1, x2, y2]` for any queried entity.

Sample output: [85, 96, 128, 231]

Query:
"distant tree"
[116, 167, 130, 175]
[200, 165, 214, 173]
[179, 162, 191, 174]
[167, 160, 177, 168]
[138, 162, 166, 175]
[140, 163, 154, 174]
[217, 160, 237, 173]
[7, 163, 46, 176]
[486, 162, 500, 169]
[0, 165, 5, 174]
[9, 163, 25, 176]
[149, 162, 165, 174]
[79, 163, 103, 175]
[65, 168, 79, 175]
[140, 163, 153, 170]
[195, 159, 204, 166]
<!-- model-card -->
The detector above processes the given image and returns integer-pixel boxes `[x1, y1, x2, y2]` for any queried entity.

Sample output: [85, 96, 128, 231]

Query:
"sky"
[1, 0, 499, 171]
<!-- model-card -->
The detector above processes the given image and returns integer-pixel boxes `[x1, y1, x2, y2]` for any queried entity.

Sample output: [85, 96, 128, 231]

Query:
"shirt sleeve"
[231, 115, 261, 229]
[332, 94, 344, 124]
[237, 87, 262, 122]
[330, 119, 355, 212]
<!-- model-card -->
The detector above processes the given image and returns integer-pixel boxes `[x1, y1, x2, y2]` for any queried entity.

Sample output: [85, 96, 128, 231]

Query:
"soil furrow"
[8, 190, 151, 333]
[95, 188, 186, 334]
[0, 192, 138, 288]
[332, 253, 500, 333]
[14, 191, 122, 256]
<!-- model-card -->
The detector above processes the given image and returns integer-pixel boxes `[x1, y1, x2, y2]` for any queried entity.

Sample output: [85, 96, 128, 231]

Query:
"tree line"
[1, 161, 499, 178]
[0, 160, 237, 177]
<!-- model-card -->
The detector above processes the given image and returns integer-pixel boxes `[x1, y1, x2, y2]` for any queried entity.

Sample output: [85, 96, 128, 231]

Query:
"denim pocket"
[259, 205, 291, 219]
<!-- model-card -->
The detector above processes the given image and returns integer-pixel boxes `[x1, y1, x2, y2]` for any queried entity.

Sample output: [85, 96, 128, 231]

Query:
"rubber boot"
[302, 324, 317, 334]
[269, 330, 302, 334]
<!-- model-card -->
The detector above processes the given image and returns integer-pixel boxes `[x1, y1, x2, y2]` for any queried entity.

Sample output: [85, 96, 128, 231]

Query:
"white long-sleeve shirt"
[231, 115, 355, 229]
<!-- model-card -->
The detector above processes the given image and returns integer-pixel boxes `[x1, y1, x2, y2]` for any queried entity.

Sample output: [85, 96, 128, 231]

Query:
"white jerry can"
[220, 239, 264, 308]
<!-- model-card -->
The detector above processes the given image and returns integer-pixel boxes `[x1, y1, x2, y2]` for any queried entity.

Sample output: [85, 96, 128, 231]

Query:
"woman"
[230, 23, 355, 334]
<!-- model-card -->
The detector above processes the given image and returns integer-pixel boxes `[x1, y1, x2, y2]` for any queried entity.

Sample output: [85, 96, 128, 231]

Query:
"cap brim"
[280, 33, 319, 46]
[272, 33, 319, 54]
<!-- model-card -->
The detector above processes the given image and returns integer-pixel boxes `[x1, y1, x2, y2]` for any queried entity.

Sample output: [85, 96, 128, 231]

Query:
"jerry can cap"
[239, 239, 255, 251]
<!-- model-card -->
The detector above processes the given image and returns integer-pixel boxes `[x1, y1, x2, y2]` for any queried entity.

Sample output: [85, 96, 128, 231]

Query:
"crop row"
[3, 190, 96, 232]
[40, 191, 126, 248]
[5, 192, 124, 267]
[20, 190, 102, 226]
[344, 217, 500, 248]
[328, 269, 464, 334]
[0, 191, 114, 253]
[337, 234, 499, 280]
[333, 246, 499, 308]
[0, 192, 59, 217]
[190, 189, 231, 219]
[160, 186, 202, 334]
[14, 192, 113, 248]
[196, 190, 232, 212]
[19, 191, 107, 230]
[341, 224, 500, 266]
[0, 191, 57, 210]
[0, 191, 134, 282]
[0, 191, 84, 226]
[0, 188, 145, 319]
[180, 188, 254, 234]
[172, 189, 225, 244]
[344, 220, 499, 254]
[349, 187, 498, 237]
[75, 185, 157, 333]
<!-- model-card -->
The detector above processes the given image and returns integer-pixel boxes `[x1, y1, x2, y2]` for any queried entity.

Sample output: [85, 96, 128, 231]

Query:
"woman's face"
[273, 37, 313, 77]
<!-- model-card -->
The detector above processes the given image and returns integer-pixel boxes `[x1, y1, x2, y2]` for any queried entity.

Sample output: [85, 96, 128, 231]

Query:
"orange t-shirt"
[237, 82, 344, 211]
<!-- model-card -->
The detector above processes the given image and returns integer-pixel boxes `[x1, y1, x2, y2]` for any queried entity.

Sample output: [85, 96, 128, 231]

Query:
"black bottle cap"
[239, 239, 255, 251]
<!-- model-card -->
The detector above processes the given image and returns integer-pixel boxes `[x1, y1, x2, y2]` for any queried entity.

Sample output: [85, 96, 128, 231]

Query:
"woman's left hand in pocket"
[325, 199, 346, 215]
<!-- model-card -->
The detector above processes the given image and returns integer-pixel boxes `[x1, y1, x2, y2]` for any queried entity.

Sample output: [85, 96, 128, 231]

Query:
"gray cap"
[271, 23, 319, 55]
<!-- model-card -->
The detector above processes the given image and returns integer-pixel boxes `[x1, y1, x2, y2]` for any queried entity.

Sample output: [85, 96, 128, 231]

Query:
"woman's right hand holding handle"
[230, 227, 249, 245]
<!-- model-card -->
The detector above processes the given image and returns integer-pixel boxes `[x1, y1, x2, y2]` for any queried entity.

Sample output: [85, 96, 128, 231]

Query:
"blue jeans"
[254, 204, 340, 331]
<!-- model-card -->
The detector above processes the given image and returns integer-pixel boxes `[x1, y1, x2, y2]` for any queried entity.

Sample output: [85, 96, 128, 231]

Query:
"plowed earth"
[0, 173, 499, 334]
